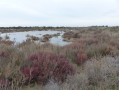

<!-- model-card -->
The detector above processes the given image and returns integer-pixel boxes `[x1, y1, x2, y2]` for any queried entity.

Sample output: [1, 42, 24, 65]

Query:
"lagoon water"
[0, 30, 70, 46]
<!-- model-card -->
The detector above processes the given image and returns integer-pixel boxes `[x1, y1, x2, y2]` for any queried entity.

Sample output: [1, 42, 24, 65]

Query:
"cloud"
[0, 0, 119, 26]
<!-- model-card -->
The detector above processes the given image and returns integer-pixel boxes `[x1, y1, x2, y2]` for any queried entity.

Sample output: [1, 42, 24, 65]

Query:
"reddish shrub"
[100, 45, 112, 56]
[110, 41, 119, 49]
[0, 51, 9, 57]
[76, 38, 98, 46]
[93, 33, 111, 42]
[0, 78, 10, 88]
[75, 52, 88, 65]
[21, 52, 74, 84]
[70, 43, 84, 49]
[62, 43, 88, 65]
[62, 42, 85, 55]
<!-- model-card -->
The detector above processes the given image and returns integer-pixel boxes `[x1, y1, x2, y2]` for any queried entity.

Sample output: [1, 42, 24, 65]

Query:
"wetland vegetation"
[0, 26, 119, 90]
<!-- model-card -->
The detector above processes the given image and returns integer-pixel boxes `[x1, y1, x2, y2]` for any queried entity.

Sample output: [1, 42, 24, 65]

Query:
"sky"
[0, 0, 119, 27]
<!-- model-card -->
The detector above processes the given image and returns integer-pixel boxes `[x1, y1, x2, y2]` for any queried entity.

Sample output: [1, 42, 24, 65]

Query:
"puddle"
[0, 30, 70, 46]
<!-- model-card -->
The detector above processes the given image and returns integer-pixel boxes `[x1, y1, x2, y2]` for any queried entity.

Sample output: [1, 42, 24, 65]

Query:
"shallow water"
[0, 30, 70, 46]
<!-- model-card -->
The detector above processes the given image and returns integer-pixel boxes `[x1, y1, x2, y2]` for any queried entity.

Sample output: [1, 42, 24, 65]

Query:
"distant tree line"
[0, 26, 119, 32]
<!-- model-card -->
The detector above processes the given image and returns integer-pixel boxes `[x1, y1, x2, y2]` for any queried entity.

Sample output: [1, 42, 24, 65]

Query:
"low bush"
[0, 40, 14, 45]
[76, 51, 88, 65]
[0, 78, 10, 89]
[86, 44, 113, 58]
[61, 43, 89, 65]
[110, 40, 119, 49]
[21, 52, 75, 84]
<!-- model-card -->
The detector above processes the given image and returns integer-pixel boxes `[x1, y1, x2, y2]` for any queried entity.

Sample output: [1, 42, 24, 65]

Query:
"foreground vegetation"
[0, 26, 119, 90]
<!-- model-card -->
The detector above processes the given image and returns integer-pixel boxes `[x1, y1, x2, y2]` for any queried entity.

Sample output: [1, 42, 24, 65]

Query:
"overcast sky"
[0, 0, 119, 26]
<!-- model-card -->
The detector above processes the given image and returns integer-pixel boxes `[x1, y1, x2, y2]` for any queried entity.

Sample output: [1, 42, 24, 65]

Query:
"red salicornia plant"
[21, 52, 75, 84]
